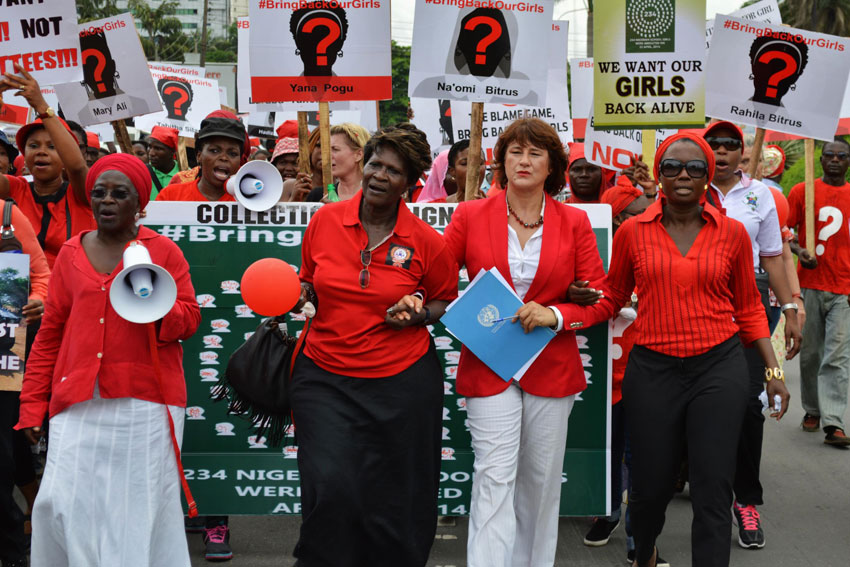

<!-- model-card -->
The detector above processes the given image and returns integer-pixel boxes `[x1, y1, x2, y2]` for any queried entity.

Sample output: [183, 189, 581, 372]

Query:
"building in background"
[117, 0, 233, 38]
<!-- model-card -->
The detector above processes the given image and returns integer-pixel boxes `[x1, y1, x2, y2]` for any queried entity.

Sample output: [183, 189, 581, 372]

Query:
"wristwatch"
[37, 106, 55, 120]
[779, 302, 799, 313]
[765, 367, 785, 382]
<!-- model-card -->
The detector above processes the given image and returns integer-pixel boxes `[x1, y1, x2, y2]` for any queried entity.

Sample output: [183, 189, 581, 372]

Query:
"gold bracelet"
[764, 367, 785, 382]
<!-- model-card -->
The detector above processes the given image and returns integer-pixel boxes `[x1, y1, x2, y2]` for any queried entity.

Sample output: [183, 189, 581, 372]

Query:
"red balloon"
[240, 258, 301, 316]
[769, 186, 789, 228]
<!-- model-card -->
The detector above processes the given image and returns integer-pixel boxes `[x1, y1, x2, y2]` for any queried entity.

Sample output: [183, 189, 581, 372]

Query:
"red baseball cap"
[16, 116, 74, 155]
[703, 120, 744, 143]
[85, 131, 100, 150]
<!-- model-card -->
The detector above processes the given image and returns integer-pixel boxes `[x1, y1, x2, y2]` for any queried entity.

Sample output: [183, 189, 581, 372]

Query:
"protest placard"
[0, 0, 81, 85]
[0, 254, 29, 392]
[134, 63, 221, 137]
[569, 58, 593, 139]
[584, 110, 675, 171]
[410, 97, 455, 159]
[705, 0, 780, 50]
[705, 16, 850, 141]
[593, 0, 706, 129]
[248, 1, 391, 103]
[0, 101, 28, 125]
[408, 0, 551, 105]
[53, 14, 161, 127]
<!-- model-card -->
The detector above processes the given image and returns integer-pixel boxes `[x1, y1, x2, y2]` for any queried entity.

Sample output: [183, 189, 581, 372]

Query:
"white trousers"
[466, 383, 575, 567]
[31, 395, 190, 567]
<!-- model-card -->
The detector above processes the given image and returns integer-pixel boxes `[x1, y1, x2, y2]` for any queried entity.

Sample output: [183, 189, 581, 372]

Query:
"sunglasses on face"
[90, 188, 131, 200]
[659, 159, 709, 179]
[705, 137, 742, 151]
[823, 151, 849, 160]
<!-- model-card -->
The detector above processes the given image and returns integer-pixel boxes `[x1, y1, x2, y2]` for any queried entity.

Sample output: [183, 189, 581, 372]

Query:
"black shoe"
[583, 517, 620, 546]
[733, 502, 765, 549]
[203, 523, 233, 562]
[626, 548, 635, 563]
[626, 547, 669, 566]
[2, 558, 28, 567]
[184, 515, 206, 534]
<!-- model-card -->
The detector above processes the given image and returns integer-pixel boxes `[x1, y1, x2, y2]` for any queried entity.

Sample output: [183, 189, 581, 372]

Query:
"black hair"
[133, 138, 149, 150]
[363, 123, 432, 185]
[65, 120, 87, 146]
[749, 35, 809, 73]
[828, 137, 850, 152]
[290, 6, 349, 39]
[448, 139, 470, 168]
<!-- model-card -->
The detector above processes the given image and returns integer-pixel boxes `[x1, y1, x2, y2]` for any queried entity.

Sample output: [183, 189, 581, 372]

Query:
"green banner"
[144, 201, 612, 517]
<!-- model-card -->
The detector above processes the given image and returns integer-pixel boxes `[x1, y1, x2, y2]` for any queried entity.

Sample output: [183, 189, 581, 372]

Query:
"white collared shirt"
[506, 198, 564, 331]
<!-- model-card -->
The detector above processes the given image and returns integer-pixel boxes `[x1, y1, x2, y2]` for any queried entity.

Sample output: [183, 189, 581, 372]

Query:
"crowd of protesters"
[0, 60, 849, 567]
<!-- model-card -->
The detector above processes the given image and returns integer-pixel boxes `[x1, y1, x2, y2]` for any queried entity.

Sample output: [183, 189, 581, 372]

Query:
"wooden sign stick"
[804, 138, 816, 255]
[177, 137, 190, 171]
[465, 102, 484, 202]
[297, 111, 310, 175]
[748, 127, 766, 179]
[111, 120, 133, 154]
[319, 102, 333, 197]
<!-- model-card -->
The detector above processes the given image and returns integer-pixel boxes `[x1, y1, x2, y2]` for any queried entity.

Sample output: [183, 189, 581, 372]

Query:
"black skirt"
[291, 341, 443, 567]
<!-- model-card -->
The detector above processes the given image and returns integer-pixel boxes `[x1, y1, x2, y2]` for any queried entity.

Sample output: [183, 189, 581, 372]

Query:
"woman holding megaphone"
[16, 154, 201, 567]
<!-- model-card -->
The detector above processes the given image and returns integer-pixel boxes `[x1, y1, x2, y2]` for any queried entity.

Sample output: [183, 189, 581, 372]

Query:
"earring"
[748, 73, 754, 80]
[295, 49, 300, 56]
[134, 212, 140, 221]
[790, 84, 796, 91]
[337, 50, 343, 58]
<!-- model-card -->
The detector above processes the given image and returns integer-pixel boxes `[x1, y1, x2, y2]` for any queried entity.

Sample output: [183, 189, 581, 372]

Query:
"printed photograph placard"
[134, 63, 221, 137]
[0, 254, 29, 392]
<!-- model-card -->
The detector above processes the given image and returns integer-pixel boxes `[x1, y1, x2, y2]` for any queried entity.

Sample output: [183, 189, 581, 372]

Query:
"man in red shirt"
[788, 139, 850, 446]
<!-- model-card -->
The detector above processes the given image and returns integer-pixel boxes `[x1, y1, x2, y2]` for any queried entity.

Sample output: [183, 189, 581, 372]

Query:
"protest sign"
[134, 63, 221, 137]
[705, 0, 780, 50]
[0, 254, 29, 392]
[53, 14, 161, 127]
[0, 0, 81, 85]
[584, 110, 675, 171]
[593, 0, 706, 129]
[0, 101, 29, 125]
[705, 16, 850, 141]
[144, 200, 612, 517]
[408, 0, 552, 105]
[410, 97, 456, 159]
[248, 1, 391, 103]
[570, 58, 593, 139]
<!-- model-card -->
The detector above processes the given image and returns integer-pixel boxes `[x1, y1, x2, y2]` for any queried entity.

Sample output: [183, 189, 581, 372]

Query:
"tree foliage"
[379, 41, 411, 128]
[76, 0, 120, 24]
[201, 22, 238, 63]
[778, 0, 850, 36]
[0, 268, 27, 313]
[128, 0, 187, 62]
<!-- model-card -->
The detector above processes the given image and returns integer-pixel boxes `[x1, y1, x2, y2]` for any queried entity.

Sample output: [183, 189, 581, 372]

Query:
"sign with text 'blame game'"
[408, 0, 552, 105]
[705, 16, 850, 141]
[54, 14, 161, 127]
[594, 0, 706, 129]
[0, 0, 80, 84]
[248, 0, 391, 103]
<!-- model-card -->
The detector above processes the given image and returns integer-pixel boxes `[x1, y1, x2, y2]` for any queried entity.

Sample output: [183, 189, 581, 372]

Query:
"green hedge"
[779, 138, 850, 193]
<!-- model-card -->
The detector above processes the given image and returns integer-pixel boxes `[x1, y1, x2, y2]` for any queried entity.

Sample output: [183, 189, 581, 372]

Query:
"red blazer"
[443, 194, 606, 398]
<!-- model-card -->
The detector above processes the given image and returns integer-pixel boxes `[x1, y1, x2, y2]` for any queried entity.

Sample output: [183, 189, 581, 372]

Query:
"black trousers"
[608, 400, 626, 520]
[0, 392, 27, 563]
[290, 342, 443, 567]
[624, 336, 748, 567]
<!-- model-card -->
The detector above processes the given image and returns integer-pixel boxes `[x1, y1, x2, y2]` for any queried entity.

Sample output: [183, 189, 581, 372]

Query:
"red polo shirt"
[155, 179, 236, 202]
[300, 191, 458, 378]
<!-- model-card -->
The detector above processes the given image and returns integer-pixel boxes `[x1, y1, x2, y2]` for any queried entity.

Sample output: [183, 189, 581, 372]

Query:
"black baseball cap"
[196, 117, 246, 150]
[0, 131, 19, 163]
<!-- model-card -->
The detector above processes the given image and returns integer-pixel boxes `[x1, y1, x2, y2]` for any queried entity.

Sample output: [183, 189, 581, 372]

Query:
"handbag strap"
[146, 322, 199, 518]
[287, 316, 312, 427]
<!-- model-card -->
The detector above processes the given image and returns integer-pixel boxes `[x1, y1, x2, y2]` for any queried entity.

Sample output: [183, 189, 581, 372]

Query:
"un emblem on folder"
[478, 304, 500, 327]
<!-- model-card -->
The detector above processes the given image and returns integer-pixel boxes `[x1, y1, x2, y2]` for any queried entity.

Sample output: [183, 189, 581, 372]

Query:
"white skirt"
[31, 393, 190, 567]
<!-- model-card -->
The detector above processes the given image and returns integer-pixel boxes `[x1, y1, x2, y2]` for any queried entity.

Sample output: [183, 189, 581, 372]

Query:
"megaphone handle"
[146, 323, 199, 518]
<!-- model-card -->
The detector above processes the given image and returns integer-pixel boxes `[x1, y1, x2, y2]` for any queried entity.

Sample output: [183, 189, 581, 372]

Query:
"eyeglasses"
[659, 159, 709, 179]
[704, 137, 743, 151]
[823, 151, 849, 160]
[90, 188, 131, 200]
[359, 248, 372, 289]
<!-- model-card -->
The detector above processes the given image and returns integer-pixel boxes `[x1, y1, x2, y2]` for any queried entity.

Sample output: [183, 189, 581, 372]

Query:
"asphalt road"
[189, 356, 850, 567]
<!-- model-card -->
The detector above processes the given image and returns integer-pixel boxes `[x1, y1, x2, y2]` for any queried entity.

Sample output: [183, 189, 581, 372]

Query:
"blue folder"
[440, 269, 555, 382]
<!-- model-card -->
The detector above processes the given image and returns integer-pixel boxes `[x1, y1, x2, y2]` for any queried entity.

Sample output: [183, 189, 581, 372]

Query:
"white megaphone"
[225, 160, 283, 211]
[109, 241, 178, 324]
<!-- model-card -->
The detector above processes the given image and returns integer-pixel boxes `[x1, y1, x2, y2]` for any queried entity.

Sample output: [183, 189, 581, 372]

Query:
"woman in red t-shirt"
[0, 64, 94, 268]
[562, 132, 790, 567]
[289, 124, 458, 566]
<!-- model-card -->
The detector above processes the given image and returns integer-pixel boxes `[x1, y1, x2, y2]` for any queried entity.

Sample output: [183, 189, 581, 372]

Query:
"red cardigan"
[443, 194, 607, 398]
[16, 226, 201, 428]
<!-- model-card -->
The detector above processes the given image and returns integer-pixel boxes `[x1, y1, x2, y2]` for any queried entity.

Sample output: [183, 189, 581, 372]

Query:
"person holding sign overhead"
[289, 123, 457, 566]
[0, 63, 95, 268]
[16, 154, 200, 567]
[442, 118, 607, 567]
[560, 132, 790, 567]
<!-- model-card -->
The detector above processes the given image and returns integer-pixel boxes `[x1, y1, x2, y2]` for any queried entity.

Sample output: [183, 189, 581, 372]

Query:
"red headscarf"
[653, 132, 716, 186]
[86, 153, 152, 211]
[601, 176, 644, 217]
[567, 142, 585, 171]
[85, 131, 100, 150]
[149, 126, 179, 150]
[276, 120, 299, 140]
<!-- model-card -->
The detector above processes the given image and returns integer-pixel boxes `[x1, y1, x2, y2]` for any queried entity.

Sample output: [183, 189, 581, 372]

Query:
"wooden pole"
[748, 127, 766, 179]
[177, 137, 190, 171]
[640, 129, 656, 180]
[804, 138, 816, 255]
[375, 101, 381, 130]
[465, 102, 484, 202]
[111, 120, 133, 154]
[297, 111, 310, 175]
[318, 102, 333, 196]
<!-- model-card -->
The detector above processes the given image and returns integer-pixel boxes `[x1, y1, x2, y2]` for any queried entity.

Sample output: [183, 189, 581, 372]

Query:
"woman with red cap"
[560, 132, 790, 567]
[17, 153, 200, 567]
[0, 63, 95, 268]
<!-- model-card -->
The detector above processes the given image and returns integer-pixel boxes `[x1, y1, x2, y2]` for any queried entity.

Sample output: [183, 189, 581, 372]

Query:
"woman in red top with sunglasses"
[559, 132, 790, 567]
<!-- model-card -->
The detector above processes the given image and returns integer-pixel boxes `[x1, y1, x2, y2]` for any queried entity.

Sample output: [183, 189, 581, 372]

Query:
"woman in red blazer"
[443, 118, 607, 567]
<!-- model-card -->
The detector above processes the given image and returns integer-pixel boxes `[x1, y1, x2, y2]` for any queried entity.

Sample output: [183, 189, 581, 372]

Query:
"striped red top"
[558, 200, 768, 357]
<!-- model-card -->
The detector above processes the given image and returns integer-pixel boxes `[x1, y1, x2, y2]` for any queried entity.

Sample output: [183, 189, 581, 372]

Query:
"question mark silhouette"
[757, 50, 798, 99]
[163, 86, 189, 117]
[302, 18, 341, 66]
[816, 206, 843, 256]
[82, 48, 107, 93]
[463, 16, 502, 65]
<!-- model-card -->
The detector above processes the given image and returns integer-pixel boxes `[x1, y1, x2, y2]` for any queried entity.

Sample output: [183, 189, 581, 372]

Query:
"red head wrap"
[86, 153, 152, 211]
[276, 120, 299, 140]
[149, 126, 179, 150]
[567, 142, 585, 171]
[85, 131, 100, 150]
[653, 132, 716, 186]
[601, 176, 645, 217]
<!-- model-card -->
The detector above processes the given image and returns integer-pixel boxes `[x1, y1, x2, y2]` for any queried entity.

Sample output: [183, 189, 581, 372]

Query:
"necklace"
[506, 198, 544, 229]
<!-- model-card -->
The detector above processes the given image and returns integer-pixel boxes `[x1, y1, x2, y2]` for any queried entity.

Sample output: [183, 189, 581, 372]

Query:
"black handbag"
[214, 316, 309, 447]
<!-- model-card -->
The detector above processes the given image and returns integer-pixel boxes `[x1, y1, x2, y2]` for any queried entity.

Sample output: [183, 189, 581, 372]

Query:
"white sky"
[391, 0, 747, 57]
